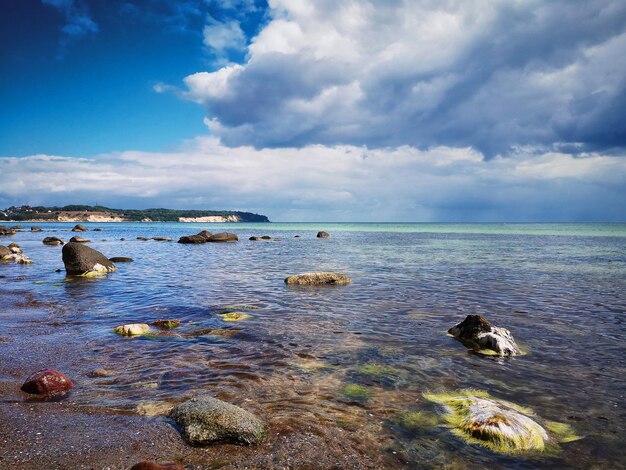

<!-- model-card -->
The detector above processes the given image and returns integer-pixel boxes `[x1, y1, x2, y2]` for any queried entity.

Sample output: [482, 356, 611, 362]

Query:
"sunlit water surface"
[1, 222, 625, 468]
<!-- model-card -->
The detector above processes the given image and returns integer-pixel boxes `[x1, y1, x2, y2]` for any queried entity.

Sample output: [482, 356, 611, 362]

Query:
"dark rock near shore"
[130, 462, 185, 470]
[137, 237, 149, 241]
[10, 225, 24, 230]
[69, 236, 90, 243]
[178, 234, 206, 244]
[109, 257, 133, 263]
[249, 236, 260, 241]
[178, 230, 215, 244]
[261, 235, 271, 240]
[152, 237, 172, 242]
[448, 314, 520, 356]
[317, 231, 331, 238]
[169, 396, 266, 446]
[285, 272, 351, 286]
[93, 228, 103, 231]
[72, 224, 88, 232]
[31, 226, 42, 232]
[43, 236, 64, 246]
[62, 242, 116, 275]
[120, 237, 126, 241]
[20, 369, 73, 397]
[207, 232, 238, 242]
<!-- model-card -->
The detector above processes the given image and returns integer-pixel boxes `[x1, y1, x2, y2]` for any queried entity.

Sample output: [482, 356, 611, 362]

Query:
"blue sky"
[1, 0, 625, 221]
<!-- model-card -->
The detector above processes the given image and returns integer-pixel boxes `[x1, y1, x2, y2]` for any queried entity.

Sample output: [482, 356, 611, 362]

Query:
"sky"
[1, 0, 625, 222]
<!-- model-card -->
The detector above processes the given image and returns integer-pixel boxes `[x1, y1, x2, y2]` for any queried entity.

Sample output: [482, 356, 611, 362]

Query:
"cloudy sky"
[1, 0, 625, 221]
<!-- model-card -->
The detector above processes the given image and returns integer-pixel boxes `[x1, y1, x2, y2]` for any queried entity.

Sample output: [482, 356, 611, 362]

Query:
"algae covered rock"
[151, 319, 180, 329]
[62, 242, 116, 275]
[285, 272, 351, 286]
[114, 324, 151, 336]
[169, 396, 266, 445]
[448, 314, 520, 356]
[218, 312, 251, 322]
[424, 390, 580, 454]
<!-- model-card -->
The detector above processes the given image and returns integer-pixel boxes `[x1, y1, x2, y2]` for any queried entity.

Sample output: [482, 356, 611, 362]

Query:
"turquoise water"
[1, 222, 625, 468]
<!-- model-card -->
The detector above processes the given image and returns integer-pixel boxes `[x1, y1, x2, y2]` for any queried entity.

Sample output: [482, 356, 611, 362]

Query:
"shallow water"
[1, 222, 626, 468]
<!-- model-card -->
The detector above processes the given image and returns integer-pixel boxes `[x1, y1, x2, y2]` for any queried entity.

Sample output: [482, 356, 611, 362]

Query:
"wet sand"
[0, 290, 400, 469]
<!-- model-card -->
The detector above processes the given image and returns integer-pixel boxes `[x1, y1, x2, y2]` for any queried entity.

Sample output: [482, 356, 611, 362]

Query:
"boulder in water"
[72, 224, 88, 232]
[151, 237, 172, 242]
[21, 369, 73, 397]
[31, 226, 43, 232]
[43, 236, 64, 246]
[151, 319, 180, 329]
[285, 272, 351, 286]
[0, 245, 12, 258]
[0, 226, 16, 236]
[109, 257, 133, 263]
[207, 232, 238, 242]
[448, 314, 520, 356]
[69, 236, 90, 243]
[424, 390, 580, 454]
[113, 324, 151, 336]
[169, 396, 266, 445]
[62, 242, 116, 275]
[316, 231, 331, 238]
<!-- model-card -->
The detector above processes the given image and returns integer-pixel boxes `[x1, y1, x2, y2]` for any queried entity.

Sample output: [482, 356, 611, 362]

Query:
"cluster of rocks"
[178, 231, 238, 244]
[137, 237, 173, 242]
[249, 235, 271, 241]
[0, 242, 32, 264]
[0, 225, 16, 236]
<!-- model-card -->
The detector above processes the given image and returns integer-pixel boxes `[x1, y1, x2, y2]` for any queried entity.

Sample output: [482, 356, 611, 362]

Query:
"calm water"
[1, 222, 625, 468]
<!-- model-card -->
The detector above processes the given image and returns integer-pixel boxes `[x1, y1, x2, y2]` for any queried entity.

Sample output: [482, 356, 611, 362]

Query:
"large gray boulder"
[72, 224, 88, 232]
[285, 272, 351, 286]
[448, 314, 520, 356]
[62, 242, 116, 275]
[169, 396, 265, 446]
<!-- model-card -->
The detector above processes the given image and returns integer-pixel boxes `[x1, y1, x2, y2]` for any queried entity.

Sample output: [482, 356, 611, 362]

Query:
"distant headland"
[0, 205, 270, 223]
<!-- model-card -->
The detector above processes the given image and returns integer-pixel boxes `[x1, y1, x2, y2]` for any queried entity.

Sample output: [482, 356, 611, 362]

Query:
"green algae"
[341, 384, 372, 400]
[423, 389, 579, 455]
[397, 411, 439, 431]
[357, 363, 399, 378]
[218, 312, 252, 322]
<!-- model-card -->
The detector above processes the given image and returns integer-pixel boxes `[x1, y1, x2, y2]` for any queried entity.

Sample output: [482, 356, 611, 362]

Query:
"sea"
[1, 222, 625, 468]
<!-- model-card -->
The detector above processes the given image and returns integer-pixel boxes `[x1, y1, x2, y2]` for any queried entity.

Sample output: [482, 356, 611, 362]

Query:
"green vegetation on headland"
[0, 205, 270, 222]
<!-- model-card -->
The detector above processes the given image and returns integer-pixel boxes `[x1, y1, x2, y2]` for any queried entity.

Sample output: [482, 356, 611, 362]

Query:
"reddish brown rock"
[20, 369, 73, 396]
[130, 462, 184, 470]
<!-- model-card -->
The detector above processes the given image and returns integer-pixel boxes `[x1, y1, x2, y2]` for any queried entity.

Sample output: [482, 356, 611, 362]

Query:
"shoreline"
[0, 289, 395, 469]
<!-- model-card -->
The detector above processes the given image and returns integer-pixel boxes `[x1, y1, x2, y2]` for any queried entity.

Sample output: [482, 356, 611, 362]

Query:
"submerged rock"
[21, 369, 73, 397]
[169, 396, 266, 446]
[72, 224, 88, 232]
[317, 231, 331, 238]
[113, 324, 151, 336]
[207, 232, 238, 242]
[424, 390, 580, 454]
[137, 236, 149, 241]
[31, 226, 42, 232]
[285, 272, 351, 286]
[448, 314, 520, 356]
[43, 236, 64, 246]
[130, 461, 184, 470]
[69, 236, 90, 243]
[151, 319, 180, 329]
[62, 242, 116, 275]
[218, 312, 251, 322]
[152, 237, 172, 242]
[109, 256, 133, 263]
[93, 228, 103, 231]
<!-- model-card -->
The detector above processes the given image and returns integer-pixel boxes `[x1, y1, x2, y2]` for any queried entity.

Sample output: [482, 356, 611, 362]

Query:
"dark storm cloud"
[183, 0, 626, 157]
